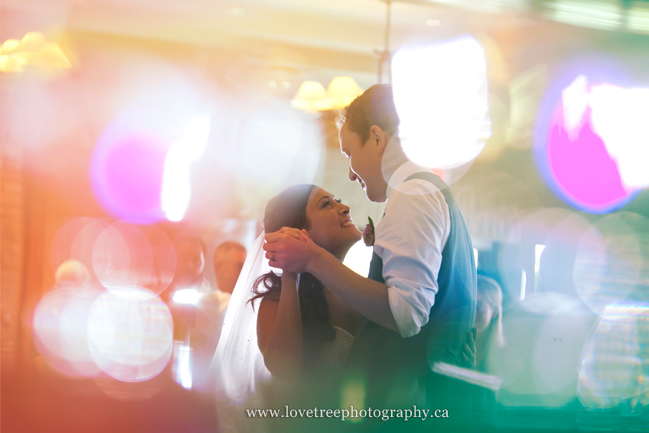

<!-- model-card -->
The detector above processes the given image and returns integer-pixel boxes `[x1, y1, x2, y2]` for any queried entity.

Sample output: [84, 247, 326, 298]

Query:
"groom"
[264, 84, 476, 414]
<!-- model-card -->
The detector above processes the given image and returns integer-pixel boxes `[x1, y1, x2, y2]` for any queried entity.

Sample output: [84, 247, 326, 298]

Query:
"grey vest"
[347, 171, 477, 406]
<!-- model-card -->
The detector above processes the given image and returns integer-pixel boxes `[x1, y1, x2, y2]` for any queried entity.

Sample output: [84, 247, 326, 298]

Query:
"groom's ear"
[369, 125, 387, 152]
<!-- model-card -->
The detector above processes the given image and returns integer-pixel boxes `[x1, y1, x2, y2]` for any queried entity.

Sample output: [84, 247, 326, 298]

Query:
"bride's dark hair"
[250, 184, 336, 367]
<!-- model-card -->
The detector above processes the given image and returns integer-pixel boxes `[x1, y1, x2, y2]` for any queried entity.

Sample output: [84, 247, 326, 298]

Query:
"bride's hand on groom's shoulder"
[263, 228, 317, 273]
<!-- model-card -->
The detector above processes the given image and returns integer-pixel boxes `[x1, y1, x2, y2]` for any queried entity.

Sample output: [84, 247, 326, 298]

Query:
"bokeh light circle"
[534, 58, 642, 213]
[455, 170, 541, 245]
[32, 284, 103, 378]
[511, 208, 590, 309]
[51, 217, 114, 284]
[94, 376, 164, 401]
[343, 239, 373, 278]
[87, 287, 173, 382]
[499, 300, 595, 408]
[573, 212, 649, 315]
[236, 101, 323, 213]
[578, 303, 649, 410]
[92, 59, 212, 223]
[92, 220, 175, 295]
[537, 211, 593, 298]
[498, 314, 536, 398]
[392, 35, 491, 169]
[483, 343, 524, 390]
[50, 217, 95, 277]
[530, 301, 595, 401]
[91, 121, 170, 222]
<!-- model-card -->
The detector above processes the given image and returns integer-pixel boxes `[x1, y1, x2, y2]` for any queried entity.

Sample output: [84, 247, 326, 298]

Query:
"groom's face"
[339, 124, 387, 203]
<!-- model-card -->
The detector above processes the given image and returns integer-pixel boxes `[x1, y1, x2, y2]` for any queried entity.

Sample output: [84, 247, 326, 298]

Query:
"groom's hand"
[264, 229, 319, 273]
[460, 330, 477, 369]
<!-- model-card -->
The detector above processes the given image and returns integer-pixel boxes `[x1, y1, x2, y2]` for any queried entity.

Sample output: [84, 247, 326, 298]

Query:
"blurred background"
[2, 0, 649, 432]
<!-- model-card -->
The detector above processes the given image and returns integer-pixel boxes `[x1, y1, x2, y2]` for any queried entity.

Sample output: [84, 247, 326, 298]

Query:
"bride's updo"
[251, 184, 336, 368]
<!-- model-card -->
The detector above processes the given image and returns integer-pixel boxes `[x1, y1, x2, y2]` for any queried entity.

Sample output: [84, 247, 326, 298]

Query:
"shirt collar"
[386, 160, 430, 199]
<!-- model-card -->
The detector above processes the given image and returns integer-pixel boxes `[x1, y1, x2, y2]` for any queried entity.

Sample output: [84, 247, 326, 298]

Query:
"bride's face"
[304, 187, 362, 259]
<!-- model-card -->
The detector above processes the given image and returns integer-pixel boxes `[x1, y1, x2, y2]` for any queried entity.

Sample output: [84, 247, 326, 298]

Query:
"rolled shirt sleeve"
[374, 179, 450, 338]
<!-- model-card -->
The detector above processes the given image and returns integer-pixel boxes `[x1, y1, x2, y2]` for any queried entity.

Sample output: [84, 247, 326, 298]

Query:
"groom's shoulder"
[391, 174, 446, 201]
[385, 179, 449, 221]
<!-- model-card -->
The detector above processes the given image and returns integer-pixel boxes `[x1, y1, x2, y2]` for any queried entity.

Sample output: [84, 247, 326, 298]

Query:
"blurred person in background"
[166, 236, 209, 344]
[186, 241, 247, 393]
[169, 237, 210, 298]
[475, 274, 505, 372]
[470, 275, 506, 425]
[213, 241, 247, 295]
[169, 238, 247, 392]
[55, 259, 91, 286]
[167, 236, 211, 390]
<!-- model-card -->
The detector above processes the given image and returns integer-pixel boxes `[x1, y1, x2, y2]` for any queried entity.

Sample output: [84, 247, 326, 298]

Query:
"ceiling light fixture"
[291, 77, 364, 112]
[0, 32, 71, 73]
[291, 81, 328, 112]
[325, 76, 364, 110]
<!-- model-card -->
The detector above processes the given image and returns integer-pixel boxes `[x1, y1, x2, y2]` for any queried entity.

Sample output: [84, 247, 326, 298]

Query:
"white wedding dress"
[214, 327, 354, 433]
[212, 233, 355, 433]
[314, 326, 355, 372]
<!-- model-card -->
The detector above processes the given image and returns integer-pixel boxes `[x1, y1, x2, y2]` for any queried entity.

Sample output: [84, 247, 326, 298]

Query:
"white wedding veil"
[211, 232, 273, 432]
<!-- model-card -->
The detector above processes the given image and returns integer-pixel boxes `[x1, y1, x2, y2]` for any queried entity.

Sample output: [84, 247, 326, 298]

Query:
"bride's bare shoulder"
[256, 298, 279, 353]
[258, 296, 279, 318]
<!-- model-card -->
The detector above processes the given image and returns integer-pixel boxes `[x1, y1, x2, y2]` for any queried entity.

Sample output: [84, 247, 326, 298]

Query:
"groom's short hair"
[336, 84, 400, 144]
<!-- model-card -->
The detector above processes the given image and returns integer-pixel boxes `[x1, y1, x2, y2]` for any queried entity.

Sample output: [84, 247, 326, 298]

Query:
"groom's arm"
[262, 234, 400, 333]
[265, 178, 450, 340]
[308, 246, 400, 333]
[375, 180, 449, 338]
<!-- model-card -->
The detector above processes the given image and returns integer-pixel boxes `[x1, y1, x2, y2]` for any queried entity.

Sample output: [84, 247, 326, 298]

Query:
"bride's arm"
[264, 232, 399, 333]
[256, 271, 303, 380]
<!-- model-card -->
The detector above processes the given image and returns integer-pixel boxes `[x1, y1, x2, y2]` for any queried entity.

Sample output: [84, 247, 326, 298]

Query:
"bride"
[252, 184, 362, 379]
[213, 184, 363, 431]
[214, 183, 476, 432]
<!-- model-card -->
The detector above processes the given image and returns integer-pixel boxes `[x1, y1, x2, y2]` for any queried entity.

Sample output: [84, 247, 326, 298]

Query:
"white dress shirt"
[374, 161, 451, 338]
